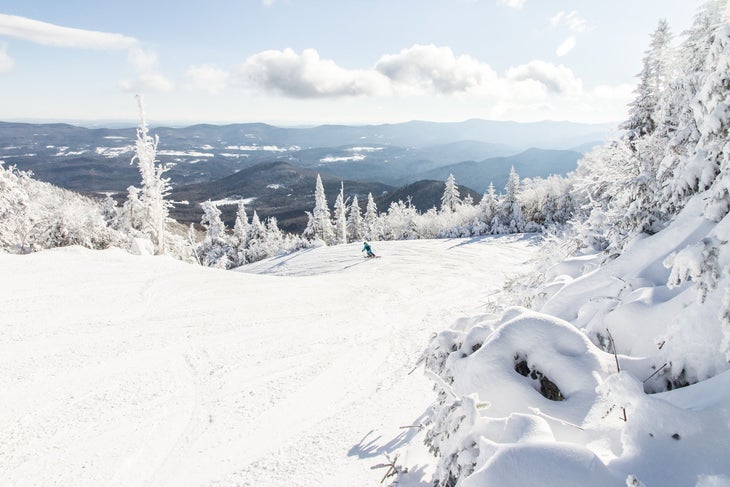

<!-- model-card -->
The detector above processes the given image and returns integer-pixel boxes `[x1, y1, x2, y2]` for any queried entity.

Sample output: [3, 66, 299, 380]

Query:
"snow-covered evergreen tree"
[130, 95, 173, 255]
[198, 200, 234, 269]
[232, 202, 250, 246]
[364, 192, 379, 239]
[231, 201, 251, 266]
[658, 0, 727, 211]
[479, 183, 498, 233]
[495, 166, 524, 233]
[333, 183, 348, 244]
[441, 173, 461, 213]
[119, 186, 145, 234]
[303, 174, 334, 244]
[347, 195, 365, 242]
[101, 194, 120, 229]
[696, 15, 730, 221]
[621, 19, 673, 143]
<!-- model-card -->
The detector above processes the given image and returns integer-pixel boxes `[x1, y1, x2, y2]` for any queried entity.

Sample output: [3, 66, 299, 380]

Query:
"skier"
[362, 241, 377, 258]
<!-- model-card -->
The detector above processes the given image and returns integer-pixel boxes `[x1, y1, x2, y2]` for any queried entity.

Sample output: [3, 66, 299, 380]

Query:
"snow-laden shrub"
[420, 307, 623, 486]
[0, 164, 126, 253]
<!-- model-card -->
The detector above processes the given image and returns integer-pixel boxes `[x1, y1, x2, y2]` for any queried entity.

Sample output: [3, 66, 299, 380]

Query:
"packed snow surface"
[0, 236, 538, 486]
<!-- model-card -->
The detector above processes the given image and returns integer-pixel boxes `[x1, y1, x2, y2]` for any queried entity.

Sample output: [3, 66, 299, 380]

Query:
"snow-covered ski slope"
[0, 235, 538, 486]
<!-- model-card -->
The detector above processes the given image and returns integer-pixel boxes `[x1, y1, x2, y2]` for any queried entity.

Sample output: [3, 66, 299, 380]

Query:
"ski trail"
[1, 236, 539, 487]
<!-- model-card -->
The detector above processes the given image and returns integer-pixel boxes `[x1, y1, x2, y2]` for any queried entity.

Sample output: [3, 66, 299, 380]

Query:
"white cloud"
[120, 72, 174, 93]
[506, 60, 582, 95]
[549, 10, 589, 33]
[128, 47, 158, 72]
[182, 44, 631, 123]
[0, 43, 14, 73]
[375, 44, 498, 95]
[262, 0, 276, 5]
[237, 48, 391, 98]
[185, 64, 231, 94]
[497, 0, 526, 9]
[0, 13, 138, 50]
[556, 36, 576, 57]
[230, 45, 499, 98]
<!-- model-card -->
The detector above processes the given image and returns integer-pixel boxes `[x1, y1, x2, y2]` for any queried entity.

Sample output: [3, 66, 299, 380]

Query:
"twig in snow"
[424, 370, 458, 400]
[643, 362, 668, 383]
[606, 328, 621, 372]
[399, 424, 424, 430]
[528, 407, 584, 431]
[371, 453, 400, 484]
[606, 329, 627, 422]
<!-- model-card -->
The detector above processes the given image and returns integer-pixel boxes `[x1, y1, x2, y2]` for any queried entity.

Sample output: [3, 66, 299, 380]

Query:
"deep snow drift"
[411, 194, 730, 487]
[0, 236, 538, 486]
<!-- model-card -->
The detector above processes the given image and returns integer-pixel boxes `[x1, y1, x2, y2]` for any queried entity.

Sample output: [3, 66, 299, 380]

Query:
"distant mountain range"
[0, 119, 616, 232]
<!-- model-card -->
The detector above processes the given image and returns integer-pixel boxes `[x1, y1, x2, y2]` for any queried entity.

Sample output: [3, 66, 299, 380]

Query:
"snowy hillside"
[0, 236, 538, 486]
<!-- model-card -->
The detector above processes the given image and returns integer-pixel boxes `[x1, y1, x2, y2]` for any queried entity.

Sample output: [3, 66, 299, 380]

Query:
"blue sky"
[0, 0, 702, 125]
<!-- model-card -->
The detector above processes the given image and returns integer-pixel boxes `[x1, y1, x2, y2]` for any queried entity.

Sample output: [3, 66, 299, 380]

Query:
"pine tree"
[479, 183, 498, 233]
[364, 192, 379, 239]
[130, 95, 173, 255]
[200, 200, 226, 241]
[498, 166, 524, 233]
[187, 223, 201, 264]
[347, 195, 365, 242]
[659, 0, 727, 210]
[333, 182, 348, 244]
[120, 185, 145, 233]
[232, 202, 250, 247]
[245, 211, 270, 262]
[621, 20, 673, 143]
[303, 174, 334, 244]
[101, 194, 120, 229]
[696, 14, 730, 221]
[198, 200, 234, 268]
[231, 201, 251, 265]
[441, 173, 461, 212]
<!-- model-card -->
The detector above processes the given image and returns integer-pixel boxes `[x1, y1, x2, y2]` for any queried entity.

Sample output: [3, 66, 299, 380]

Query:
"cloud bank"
[178, 43, 630, 123]
[0, 13, 174, 92]
[238, 48, 391, 98]
[0, 13, 137, 50]
[221, 45, 586, 100]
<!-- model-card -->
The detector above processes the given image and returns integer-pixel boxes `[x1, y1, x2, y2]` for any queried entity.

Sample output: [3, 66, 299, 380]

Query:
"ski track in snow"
[0, 236, 538, 486]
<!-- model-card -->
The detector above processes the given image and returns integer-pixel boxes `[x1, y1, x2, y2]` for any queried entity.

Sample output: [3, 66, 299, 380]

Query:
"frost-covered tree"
[381, 200, 420, 240]
[696, 16, 730, 221]
[101, 194, 120, 229]
[621, 20, 674, 143]
[119, 186, 145, 234]
[303, 174, 334, 244]
[244, 211, 265, 261]
[494, 166, 524, 233]
[658, 0, 727, 211]
[441, 173, 461, 213]
[232, 201, 250, 246]
[197, 200, 234, 269]
[364, 192, 379, 239]
[479, 183, 498, 233]
[347, 195, 365, 242]
[333, 183, 348, 244]
[0, 164, 123, 253]
[130, 95, 173, 255]
[231, 201, 251, 266]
